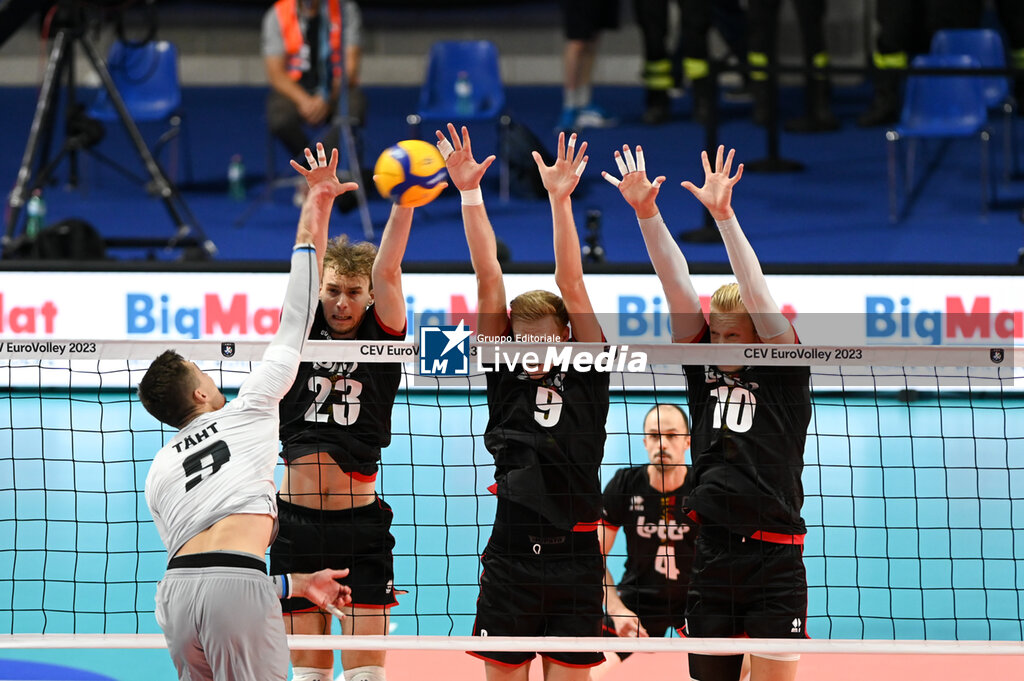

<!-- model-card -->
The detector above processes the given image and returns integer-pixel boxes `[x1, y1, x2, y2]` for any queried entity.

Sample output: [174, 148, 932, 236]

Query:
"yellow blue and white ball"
[373, 140, 448, 207]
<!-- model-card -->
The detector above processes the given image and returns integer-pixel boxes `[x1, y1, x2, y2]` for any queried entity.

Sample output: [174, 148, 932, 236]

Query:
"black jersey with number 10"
[683, 325, 812, 538]
[278, 302, 405, 478]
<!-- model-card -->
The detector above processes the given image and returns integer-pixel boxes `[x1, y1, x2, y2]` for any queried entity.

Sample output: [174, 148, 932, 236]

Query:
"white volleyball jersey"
[146, 344, 301, 559]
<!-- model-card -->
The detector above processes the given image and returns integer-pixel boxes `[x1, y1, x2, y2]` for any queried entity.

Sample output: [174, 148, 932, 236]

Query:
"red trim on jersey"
[280, 453, 378, 482]
[373, 306, 407, 338]
[572, 520, 601, 532]
[487, 483, 498, 495]
[601, 518, 621, 531]
[539, 655, 604, 669]
[750, 530, 805, 545]
[687, 510, 805, 545]
[465, 651, 531, 667]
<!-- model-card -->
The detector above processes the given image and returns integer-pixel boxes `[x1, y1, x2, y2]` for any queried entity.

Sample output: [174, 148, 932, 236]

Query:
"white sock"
[342, 666, 385, 681]
[293, 667, 333, 681]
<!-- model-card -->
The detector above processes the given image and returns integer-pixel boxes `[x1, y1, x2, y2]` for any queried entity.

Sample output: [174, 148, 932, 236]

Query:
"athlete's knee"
[751, 652, 801, 662]
[343, 665, 385, 681]
[292, 667, 333, 681]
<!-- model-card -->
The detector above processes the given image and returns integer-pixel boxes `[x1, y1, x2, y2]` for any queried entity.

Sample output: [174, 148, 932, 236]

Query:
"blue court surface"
[1, 385, 1023, 680]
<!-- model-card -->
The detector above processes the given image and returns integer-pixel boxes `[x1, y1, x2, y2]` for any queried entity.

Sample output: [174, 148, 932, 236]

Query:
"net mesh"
[1, 341, 1022, 653]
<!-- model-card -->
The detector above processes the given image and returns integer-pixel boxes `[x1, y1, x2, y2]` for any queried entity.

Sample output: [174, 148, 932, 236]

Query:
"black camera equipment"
[582, 209, 606, 264]
[2, 0, 216, 260]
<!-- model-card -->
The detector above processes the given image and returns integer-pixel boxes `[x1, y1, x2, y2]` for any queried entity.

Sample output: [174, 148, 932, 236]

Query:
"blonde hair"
[710, 282, 747, 313]
[509, 290, 569, 329]
[323, 235, 378, 288]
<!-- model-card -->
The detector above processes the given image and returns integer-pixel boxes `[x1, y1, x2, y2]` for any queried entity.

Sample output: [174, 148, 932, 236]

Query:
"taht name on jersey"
[172, 422, 219, 453]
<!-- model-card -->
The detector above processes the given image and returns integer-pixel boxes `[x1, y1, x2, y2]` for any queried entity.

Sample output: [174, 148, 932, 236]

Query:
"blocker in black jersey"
[682, 325, 811, 539]
[472, 361, 610, 668]
[277, 301, 405, 480]
[483, 362, 611, 531]
[602, 465, 697, 626]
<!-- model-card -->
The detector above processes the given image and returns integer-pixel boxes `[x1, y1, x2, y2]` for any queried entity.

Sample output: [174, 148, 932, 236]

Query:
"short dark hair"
[643, 404, 690, 434]
[137, 350, 197, 428]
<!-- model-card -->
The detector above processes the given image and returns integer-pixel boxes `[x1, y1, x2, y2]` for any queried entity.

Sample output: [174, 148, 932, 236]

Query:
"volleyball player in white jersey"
[141, 144, 356, 681]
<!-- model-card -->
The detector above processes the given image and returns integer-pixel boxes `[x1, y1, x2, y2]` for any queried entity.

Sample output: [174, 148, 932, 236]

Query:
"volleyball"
[373, 140, 448, 207]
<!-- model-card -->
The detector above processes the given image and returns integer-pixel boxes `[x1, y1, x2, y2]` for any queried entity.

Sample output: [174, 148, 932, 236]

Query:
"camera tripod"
[2, 3, 216, 259]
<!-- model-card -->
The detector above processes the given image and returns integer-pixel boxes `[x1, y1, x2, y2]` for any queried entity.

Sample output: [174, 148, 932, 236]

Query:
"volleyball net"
[1, 339, 1022, 656]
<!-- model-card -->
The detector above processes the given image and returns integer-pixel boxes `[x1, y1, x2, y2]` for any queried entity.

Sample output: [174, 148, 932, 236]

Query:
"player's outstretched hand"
[601, 144, 665, 219]
[436, 123, 495, 191]
[608, 605, 649, 638]
[533, 131, 587, 201]
[290, 143, 358, 198]
[681, 145, 742, 222]
[292, 568, 353, 619]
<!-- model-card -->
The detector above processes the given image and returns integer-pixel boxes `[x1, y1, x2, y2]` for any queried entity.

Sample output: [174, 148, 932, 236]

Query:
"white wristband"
[460, 187, 483, 206]
[273, 573, 291, 599]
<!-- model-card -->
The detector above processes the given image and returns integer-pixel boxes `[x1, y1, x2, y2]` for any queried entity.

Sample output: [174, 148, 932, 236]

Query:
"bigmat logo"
[0, 293, 58, 334]
[126, 293, 283, 339]
[866, 295, 1021, 345]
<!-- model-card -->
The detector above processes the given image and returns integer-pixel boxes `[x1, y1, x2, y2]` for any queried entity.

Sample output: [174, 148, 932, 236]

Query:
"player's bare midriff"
[279, 452, 377, 510]
[175, 513, 275, 558]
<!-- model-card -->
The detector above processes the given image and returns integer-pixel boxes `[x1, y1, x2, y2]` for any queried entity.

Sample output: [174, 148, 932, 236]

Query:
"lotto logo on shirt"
[419, 320, 471, 376]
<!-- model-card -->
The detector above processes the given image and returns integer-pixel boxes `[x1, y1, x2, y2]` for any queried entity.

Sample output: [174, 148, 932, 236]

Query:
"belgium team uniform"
[601, 466, 697, 654]
[681, 324, 812, 640]
[270, 302, 405, 612]
[471, 344, 611, 668]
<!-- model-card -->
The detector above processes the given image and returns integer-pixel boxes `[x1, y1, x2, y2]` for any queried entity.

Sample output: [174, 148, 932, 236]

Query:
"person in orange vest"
[262, 0, 364, 188]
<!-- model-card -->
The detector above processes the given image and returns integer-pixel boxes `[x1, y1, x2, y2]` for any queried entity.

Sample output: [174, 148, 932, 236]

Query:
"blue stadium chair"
[88, 40, 192, 184]
[407, 40, 510, 200]
[886, 54, 991, 223]
[930, 28, 1017, 181]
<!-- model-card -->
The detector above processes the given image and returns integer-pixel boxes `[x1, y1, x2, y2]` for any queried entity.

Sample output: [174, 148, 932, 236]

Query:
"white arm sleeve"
[715, 215, 791, 340]
[238, 244, 319, 402]
[637, 213, 706, 342]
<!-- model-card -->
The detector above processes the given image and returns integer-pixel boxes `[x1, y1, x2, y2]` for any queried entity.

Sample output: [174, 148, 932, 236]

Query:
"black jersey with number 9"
[484, 363, 610, 531]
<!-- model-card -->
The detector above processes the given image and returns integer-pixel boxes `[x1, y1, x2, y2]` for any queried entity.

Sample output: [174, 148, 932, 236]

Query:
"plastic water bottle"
[454, 71, 474, 116]
[25, 190, 45, 240]
[228, 154, 246, 201]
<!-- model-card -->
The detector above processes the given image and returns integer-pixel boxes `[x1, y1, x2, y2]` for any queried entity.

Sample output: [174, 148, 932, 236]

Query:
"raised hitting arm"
[239, 144, 356, 402]
[533, 132, 603, 343]
[289, 143, 359, 278]
[603, 145, 706, 343]
[681, 145, 794, 344]
[436, 123, 508, 339]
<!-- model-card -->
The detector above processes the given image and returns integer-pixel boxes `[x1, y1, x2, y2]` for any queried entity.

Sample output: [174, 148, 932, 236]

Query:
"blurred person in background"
[747, 0, 840, 132]
[263, 0, 365, 205]
[632, 0, 748, 125]
[557, 0, 621, 131]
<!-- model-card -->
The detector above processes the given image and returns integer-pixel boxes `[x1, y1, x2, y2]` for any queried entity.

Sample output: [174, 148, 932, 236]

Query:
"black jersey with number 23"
[278, 302, 405, 478]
